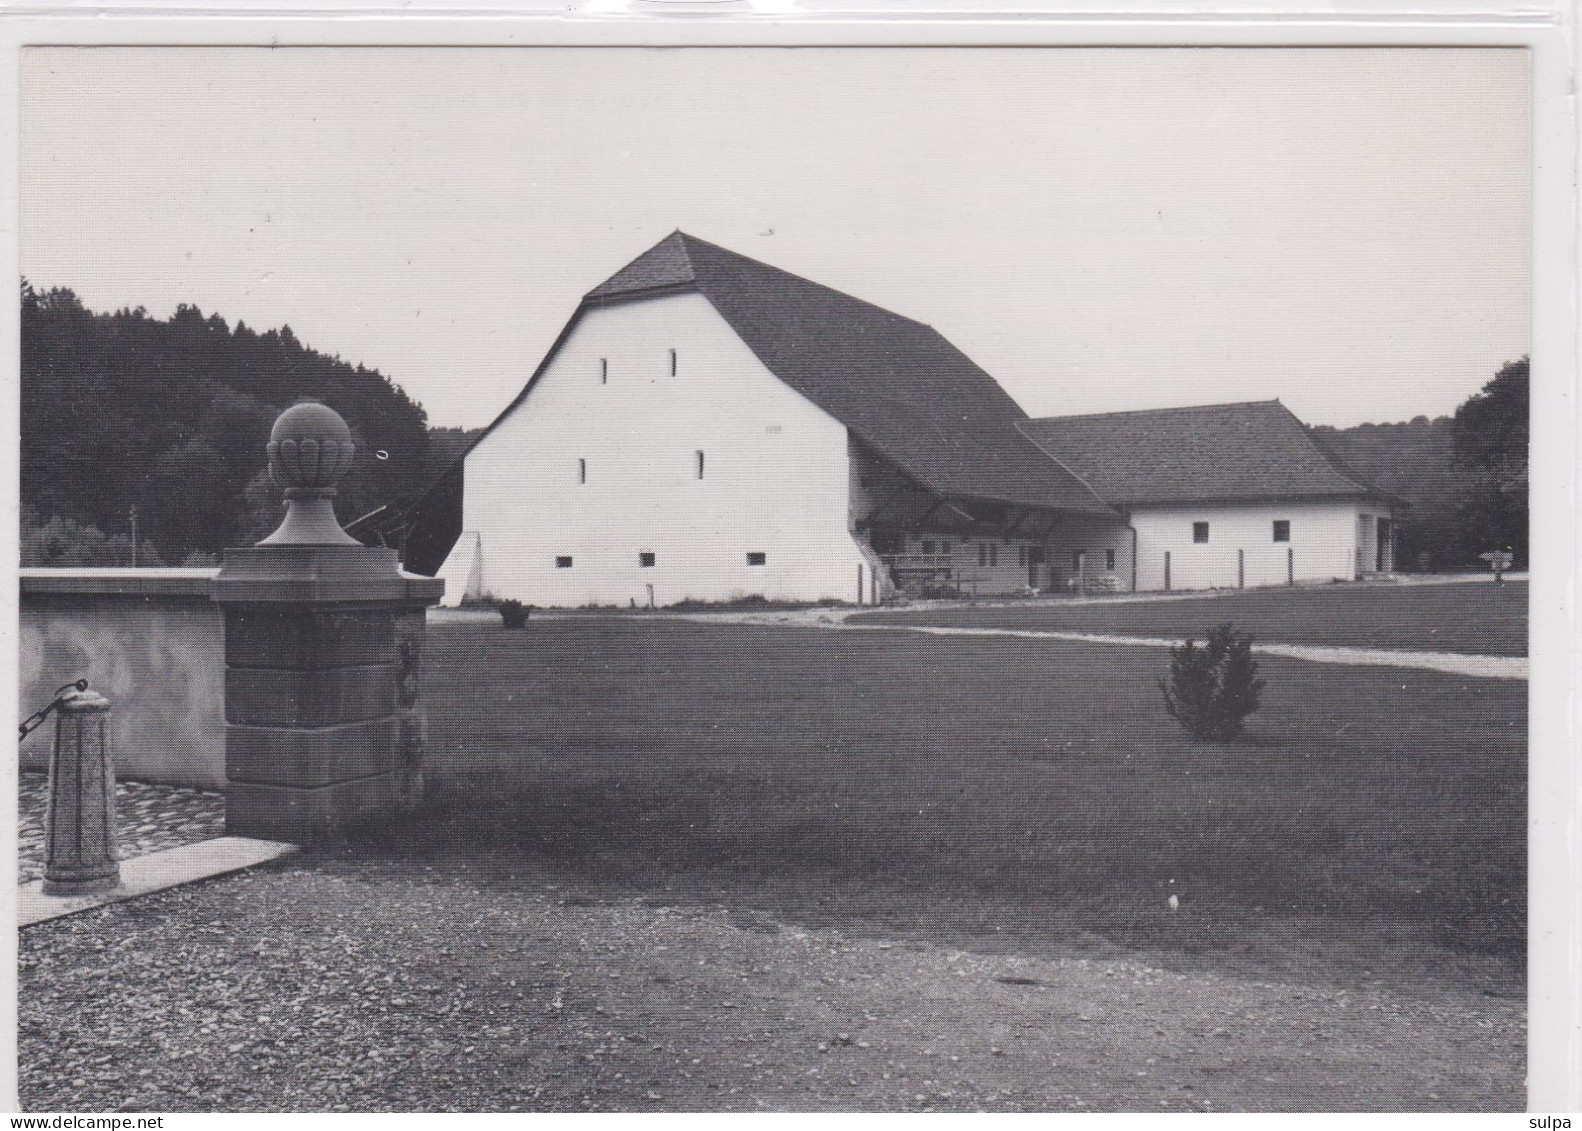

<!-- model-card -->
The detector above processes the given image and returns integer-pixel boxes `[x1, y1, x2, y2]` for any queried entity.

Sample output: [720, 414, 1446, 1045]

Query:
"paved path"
[17, 773, 226, 886]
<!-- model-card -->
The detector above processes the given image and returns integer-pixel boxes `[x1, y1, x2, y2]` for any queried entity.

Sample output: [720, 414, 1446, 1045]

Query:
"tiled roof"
[579, 232, 1116, 516]
[1018, 400, 1397, 507]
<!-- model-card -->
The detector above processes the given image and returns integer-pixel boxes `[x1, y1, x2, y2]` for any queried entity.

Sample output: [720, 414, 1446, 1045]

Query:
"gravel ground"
[18, 773, 225, 884]
[16, 857, 1524, 1113]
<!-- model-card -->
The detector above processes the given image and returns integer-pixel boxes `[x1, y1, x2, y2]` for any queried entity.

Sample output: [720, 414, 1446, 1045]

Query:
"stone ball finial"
[267, 402, 356, 492]
[256, 402, 362, 547]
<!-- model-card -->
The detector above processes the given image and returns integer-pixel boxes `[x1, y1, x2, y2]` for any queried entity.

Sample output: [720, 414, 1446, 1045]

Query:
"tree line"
[19, 276, 1528, 574]
[1313, 357, 1528, 571]
[21, 280, 430, 566]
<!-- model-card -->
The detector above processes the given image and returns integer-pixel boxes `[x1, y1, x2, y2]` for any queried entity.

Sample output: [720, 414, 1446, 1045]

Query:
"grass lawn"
[374, 618, 1525, 996]
[850, 580, 1528, 657]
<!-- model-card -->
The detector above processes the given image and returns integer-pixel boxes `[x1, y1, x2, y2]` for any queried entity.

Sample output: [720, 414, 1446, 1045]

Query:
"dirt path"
[17, 859, 1523, 1113]
[563, 610, 1528, 681]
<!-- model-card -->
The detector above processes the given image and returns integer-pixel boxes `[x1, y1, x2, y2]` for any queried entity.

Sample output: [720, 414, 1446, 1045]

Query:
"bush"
[20, 506, 165, 568]
[1159, 622, 1266, 742]
[498, 599, 529, 630]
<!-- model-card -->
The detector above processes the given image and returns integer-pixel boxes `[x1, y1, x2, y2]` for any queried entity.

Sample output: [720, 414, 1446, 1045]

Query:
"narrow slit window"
[670, 349, 678, 376]
[1193, 522, 1210, 544]
[1273, 520, 1291, 543]
[555, 556, 573, 569]
[578, 458, 586, 484]
[600, 357, 608, 385]
[695, 450, 705, 480]
[746, 552, 767, 566]
[639, 551, 656, 568]
[1106, 548, 1116, 570]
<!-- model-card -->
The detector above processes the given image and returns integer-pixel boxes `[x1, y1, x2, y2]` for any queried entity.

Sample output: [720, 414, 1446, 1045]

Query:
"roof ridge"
[1284, 401, 1393, 498]
[676, 233, 940, 334]
[1012, 419, 1111, 504]
[1027, 399, 1284, 425]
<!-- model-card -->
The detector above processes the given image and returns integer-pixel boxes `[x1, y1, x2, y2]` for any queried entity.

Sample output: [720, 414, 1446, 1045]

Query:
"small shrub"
[498, 599, 529, 630]
[1159, 622, 1266, 742]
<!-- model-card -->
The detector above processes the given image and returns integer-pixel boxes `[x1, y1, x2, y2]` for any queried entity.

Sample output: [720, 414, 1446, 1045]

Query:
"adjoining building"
[1018, 401, 1404, 592]
[404, 233, 1399, 606]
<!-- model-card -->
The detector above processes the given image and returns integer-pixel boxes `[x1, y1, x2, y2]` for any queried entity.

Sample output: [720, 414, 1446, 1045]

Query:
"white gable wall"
[454, 292, 871, 607]
[1128, 499, 1395, 591]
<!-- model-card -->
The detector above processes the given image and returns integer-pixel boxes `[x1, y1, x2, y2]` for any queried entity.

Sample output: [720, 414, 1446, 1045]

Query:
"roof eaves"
[1123, 488, 1409, 509]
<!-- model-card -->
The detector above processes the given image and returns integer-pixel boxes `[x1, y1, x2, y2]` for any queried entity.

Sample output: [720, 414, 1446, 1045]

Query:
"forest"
[21, 281, 430, 566]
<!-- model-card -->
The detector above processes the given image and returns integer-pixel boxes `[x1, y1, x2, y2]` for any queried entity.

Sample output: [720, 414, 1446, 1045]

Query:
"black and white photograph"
[11, 38, 1551, 1114]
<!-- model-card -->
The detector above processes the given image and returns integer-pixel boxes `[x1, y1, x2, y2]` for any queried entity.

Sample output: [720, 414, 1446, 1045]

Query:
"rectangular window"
[1072, 549, 1084, 571]
[921, 540, 935, 555]
[555, 556, 573, 569]
[988, 544, 998, 567]
[639, 551, 655, 567]
[1016, 545, 1027, 568]
[600, 357, 608, 385]
[1273, 520, 1291, 543]
[1193, 522, 1210, 544]
[695, 450, 705, 480]
[977, 542, 988, 567]
[941, 542, 951, 555]
[1106, 548, 1116, 571]
[670, 348, 678, 376]
[746, 552, 766, 566]
[578, 458, 586, 484]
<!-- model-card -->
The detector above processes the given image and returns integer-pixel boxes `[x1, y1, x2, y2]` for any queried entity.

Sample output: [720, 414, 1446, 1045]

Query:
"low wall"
[19, 569, 225, 789]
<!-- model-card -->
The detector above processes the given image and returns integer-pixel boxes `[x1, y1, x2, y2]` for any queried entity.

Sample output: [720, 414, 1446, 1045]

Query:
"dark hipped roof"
[1018, 400, 1403, 508]
[550, 232, 1115, 517]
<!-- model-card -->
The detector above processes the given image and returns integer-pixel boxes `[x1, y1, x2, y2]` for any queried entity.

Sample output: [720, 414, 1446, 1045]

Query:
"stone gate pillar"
[213, 403, 443, 842]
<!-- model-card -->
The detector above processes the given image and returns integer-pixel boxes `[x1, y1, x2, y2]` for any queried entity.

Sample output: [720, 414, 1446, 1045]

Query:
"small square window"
[746, 552, 767, 566]
[1106, 548, 1116, 570]
[1273, 520, 1291, 543]
[555, 556, 573, 569]
[639, 552, 655, 567]
[1193, 522, 1210, 544]
[921, 540, 936, 555]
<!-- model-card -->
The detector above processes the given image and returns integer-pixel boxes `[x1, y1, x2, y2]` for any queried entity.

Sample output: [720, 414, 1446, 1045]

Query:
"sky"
[20, 46, 1531, 429]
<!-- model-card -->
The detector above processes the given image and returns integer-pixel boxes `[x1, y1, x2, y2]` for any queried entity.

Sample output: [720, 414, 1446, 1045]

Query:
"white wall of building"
[1047, 515, 1136, 592]
[1128, 499, 1396, 592]
[447, 292, 872, 607]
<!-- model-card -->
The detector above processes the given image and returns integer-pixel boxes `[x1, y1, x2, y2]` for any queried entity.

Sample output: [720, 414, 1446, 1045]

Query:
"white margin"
[0, 0, 1574, 1116]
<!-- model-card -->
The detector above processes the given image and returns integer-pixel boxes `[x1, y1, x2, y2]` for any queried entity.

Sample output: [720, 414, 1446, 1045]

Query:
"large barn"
[405, 233, 1398, 607]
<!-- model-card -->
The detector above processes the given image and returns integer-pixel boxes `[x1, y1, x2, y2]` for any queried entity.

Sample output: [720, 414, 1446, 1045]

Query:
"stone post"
[213, 403, 443, 842]
[43, 689, 120, 895]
